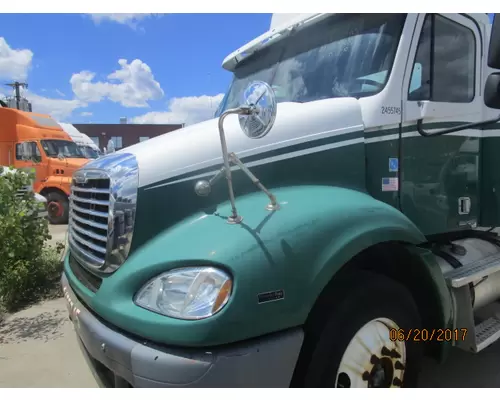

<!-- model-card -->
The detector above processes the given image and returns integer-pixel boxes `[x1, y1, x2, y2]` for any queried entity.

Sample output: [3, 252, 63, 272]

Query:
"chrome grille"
[68, 152, 139, 274]
[15, 186, 31, 198]
[69, 175, 110, 269]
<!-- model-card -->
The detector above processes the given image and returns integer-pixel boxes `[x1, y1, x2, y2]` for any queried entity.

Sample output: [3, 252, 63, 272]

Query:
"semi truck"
[0, 106, 89, 224]
[59, 123, 102, 159]
[62, 13, 500, 388]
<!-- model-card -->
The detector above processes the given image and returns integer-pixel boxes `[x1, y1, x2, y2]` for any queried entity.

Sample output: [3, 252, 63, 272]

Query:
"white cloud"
[87, 14, 161, 29]
[25, 92, 85, 121]
[80, 111, 93, 117]
[0, 37, 33, 80]
[70, 59, 164, 108]
[132, 94, 224, 126]
[0, 38, 164, 122]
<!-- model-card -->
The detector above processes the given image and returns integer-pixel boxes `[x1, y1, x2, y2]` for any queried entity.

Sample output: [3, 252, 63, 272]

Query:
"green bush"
[0, 167, 63, 312]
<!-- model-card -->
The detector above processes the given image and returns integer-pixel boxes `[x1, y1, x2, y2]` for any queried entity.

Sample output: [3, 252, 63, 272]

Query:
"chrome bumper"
[61, 272, 304, 388]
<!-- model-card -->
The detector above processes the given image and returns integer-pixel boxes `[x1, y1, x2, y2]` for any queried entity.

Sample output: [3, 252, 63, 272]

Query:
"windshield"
[216, 14, 406, 115]
[79, 145, 100, 159]
[40, 140, 86, 158]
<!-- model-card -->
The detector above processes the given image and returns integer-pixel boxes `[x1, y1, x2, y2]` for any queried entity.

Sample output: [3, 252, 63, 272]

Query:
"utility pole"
[5, 81, 28, 110]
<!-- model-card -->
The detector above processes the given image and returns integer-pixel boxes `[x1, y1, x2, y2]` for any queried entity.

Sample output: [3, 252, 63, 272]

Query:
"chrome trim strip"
[70, 195, 110, 207]
[72, 186, 110, 194]
[70, 227, 107, 254]
[70, 211, 108, 231]
[69, 235, 105, 269]
[71, 222, 107, 243]
[71, 203, 109, 219]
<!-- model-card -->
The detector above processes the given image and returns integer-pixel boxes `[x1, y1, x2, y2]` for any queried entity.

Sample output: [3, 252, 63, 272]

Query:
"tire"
[295, 271, 423, 388]
[46, 192, 69, 225]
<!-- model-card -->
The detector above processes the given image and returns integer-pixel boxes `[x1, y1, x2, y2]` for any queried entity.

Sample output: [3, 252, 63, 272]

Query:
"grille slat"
[69, 235, 106, 266]
[71, 194, 110, 207]
[70, 211, 108, 231]
[71, 202, 109, 219]
[72, 186, 110, 194]
[70, 227, 107, 254]
[72, 222, 107, 243]
[15, 186, 31, 198]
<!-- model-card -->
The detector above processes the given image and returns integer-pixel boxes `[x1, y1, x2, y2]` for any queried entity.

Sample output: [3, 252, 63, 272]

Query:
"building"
[73, 122, 184, 151]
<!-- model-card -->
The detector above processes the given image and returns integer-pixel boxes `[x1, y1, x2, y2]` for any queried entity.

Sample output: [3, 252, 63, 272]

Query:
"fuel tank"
[435, 230, 500, 310]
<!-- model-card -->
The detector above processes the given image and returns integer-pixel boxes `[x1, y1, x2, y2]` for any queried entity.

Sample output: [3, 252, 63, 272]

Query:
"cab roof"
[0, 107, 70, 141]
[222, 13, 492, 72]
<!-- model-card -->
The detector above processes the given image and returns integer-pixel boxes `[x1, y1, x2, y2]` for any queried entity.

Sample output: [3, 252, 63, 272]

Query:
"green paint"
[131, 137, 366, 253]
[401, 134, 480, 235]
[365, 137, 400, 208]
[480, 136, 500, 226]
[65, 185, 426, 347]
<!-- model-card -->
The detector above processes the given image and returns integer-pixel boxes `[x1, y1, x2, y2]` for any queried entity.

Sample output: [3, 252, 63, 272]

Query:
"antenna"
[5, 81, 28, 110]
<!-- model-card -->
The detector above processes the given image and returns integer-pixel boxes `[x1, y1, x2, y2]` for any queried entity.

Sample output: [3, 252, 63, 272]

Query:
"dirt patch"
[0, 308, 66, 345]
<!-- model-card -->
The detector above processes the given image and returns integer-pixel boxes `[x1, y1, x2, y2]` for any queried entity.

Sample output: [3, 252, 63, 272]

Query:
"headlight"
[134, 267, 233, 320]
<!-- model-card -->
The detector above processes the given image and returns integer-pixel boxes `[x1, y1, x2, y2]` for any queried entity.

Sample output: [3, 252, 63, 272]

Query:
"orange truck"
[0, 106, 89, 224]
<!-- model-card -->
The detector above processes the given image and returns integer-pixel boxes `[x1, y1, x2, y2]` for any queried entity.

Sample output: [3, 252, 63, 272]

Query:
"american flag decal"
[382, 177, 399, 192]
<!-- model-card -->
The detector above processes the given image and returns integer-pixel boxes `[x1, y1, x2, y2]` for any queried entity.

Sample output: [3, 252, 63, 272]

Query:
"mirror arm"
[218, 108, 246, 224]
[417, 115, 500, 137]
[228, 152, 279, 211]
[209, 166, 226, 187]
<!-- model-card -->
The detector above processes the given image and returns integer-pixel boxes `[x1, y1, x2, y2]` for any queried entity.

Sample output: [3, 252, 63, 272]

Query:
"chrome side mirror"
[238, 81, 277, 139]
[195, 81, 279, 224]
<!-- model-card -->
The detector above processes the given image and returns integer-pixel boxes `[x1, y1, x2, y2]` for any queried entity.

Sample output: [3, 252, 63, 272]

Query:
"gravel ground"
[46, 224, 68, 248]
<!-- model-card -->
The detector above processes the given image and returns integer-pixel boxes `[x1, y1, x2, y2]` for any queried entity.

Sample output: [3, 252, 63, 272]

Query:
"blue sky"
[0, 13, 495, 125]
[0, 13, 271, 124]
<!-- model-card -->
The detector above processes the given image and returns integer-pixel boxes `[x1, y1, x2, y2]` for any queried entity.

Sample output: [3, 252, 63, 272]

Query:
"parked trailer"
[62, 13, 500, 388]
[59, 122, 102, 159]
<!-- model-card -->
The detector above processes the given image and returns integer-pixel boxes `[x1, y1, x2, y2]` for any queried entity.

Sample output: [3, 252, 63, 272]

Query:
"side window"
[15, 143, 24, 160]
[408, 14, 476, 103]
[15, 142, 41, 162]
[110, 136, 123, 149]
[409, 63, 422, 94]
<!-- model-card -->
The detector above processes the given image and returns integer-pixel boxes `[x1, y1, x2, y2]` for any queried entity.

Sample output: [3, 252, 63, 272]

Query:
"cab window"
[408, 14, 476, 103]
[16, 142, 42, 162]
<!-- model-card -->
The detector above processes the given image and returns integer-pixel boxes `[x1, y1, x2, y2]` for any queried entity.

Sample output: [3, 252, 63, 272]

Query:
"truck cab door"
[15, 141, 45, 191]
[400, 13, 483, 235]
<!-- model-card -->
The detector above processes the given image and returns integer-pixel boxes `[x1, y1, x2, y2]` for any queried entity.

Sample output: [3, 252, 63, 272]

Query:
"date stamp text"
[389, 328, 468, 342]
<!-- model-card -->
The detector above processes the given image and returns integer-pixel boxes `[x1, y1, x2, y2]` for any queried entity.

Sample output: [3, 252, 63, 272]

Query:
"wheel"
[296, 272, 423, 388]
[46, 192, 69, 225]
